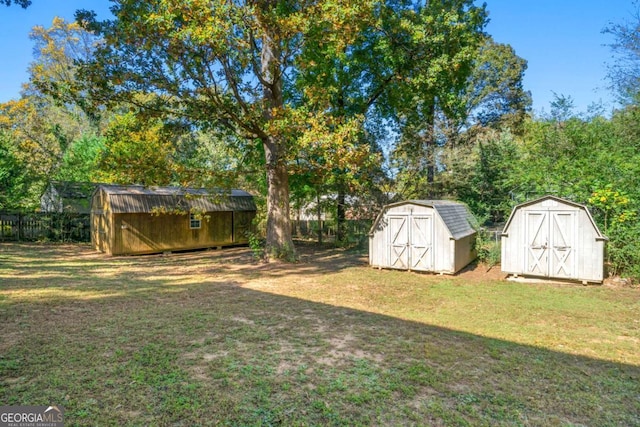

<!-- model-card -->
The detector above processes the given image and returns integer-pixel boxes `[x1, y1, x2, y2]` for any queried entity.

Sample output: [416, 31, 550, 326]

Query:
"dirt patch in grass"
[1, 242, 639, 426]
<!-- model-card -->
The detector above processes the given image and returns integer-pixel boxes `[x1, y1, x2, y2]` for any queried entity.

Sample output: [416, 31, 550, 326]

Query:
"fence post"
[17, 212, 22, 241]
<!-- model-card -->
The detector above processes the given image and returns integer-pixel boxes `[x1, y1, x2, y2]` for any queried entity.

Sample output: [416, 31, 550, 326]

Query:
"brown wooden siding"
[106, 211, 254, 255]
[90, 185, 256, 256]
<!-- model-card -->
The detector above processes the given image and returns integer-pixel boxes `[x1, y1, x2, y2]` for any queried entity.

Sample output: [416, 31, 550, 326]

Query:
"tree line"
[1, 0, 639, 278]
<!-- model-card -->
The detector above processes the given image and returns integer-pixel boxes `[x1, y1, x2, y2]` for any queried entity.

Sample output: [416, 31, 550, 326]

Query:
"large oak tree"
[76, 0, 487, 258]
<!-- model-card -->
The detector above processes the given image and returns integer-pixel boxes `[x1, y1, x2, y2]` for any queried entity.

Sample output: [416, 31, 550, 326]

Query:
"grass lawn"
[1, 242, 639, 426]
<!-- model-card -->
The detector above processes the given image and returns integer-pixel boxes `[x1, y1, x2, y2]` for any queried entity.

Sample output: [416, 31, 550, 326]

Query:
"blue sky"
[0, 0, 635, 114]
[485, 0, 635, 115]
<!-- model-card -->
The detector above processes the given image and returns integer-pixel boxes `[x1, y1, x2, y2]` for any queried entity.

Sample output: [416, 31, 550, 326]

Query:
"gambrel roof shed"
[40, 181, 100, 213]
[501, 195, 607, 283]
[91, 184, 256, 256]
[369, 200, 477, 274]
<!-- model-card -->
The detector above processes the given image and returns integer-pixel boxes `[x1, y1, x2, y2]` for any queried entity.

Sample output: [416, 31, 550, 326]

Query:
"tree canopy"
[76, 0, 487, 259]
[604, 1, 640, 103]
[1, 0, 31, 7]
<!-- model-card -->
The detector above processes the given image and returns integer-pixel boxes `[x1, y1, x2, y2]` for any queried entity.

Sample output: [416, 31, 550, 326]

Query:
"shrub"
[606, 221, 640, 283]
[475, 228, 501, 268]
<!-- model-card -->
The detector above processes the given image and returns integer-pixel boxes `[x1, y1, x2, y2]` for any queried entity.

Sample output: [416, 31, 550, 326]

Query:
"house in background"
[91, 184, 256, 256]
[40, 181, 99, 213]
[501, 195, 607, 284]
[369, 200, 477, 274]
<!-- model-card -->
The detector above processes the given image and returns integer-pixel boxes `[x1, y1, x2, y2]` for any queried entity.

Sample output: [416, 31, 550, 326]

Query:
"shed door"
[94, 213, 106, 252]
[525, 211, 576, 278]
[388, 214, 434, 271]
[389, 215, 409, 269]
[410, 216, 434, 271]
[549, 211, 576, 279]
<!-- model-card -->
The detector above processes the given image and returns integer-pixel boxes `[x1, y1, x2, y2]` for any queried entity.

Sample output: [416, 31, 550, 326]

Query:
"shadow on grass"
[0, 241, 365, 287]
[0, 243, 638, 426]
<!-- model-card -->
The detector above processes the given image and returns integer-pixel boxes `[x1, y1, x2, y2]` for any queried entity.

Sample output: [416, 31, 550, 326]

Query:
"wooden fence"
[0, 212, 91, 242]
[0, 214, 370, 244]
[292, 219, 372, 244]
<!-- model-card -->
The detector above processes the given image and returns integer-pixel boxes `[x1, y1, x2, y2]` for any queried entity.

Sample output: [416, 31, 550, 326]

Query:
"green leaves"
[55, 135, 106, 183]
[0, 0, 31, 7]
[94, 111, 177, 186]
[0, 131, 34, 210]
[603, 2, 640, 104]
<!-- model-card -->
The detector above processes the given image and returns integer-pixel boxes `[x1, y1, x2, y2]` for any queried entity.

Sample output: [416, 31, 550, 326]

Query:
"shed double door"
[388, 215, 434, 271]
[525, 211, 576, 279]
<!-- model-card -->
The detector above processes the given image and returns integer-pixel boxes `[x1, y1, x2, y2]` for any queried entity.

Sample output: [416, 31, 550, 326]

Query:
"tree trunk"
[260, 20, 296, 260]
[316, 191, 323, 244]
[424, 102, 436, 196]
[336, 189, 346, 244]
[264, 136, 296, 260]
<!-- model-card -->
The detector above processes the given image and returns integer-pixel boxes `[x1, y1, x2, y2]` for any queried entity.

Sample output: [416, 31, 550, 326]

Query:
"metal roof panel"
[97, 185, 256, 213]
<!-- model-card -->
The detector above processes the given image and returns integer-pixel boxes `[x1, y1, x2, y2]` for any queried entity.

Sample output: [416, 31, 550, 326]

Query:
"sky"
[0, 0, 636, 115]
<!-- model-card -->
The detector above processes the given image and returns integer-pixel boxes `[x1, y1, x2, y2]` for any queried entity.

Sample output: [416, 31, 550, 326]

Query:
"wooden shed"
[501, 195, 607, 283]
[369, 200, 477, 274]
[91, 184, 256, 255]
[40, 181, 99, 213]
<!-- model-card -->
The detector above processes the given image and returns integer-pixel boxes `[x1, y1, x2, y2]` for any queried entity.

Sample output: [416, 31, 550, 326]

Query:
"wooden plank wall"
[102, 211, 255, 256]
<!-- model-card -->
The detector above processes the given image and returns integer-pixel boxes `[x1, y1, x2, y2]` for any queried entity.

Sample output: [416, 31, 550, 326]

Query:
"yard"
[0, 242, 639, 426]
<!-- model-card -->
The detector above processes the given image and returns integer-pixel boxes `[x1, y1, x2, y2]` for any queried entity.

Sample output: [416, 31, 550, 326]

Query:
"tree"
[390, 34, 532, 200]
[0, 0, 30, 7]
[548, 92, 576, 122]
[292, 0, 486, 240]
[457, 131, 520, 222]
[55, 135, 106, 183]
[0, 97, 76, 182]
[386, 1, 487, 199]
[94, 111, 179, 186]
[0, 17, 107, 212]
[604, 1, 640, 104]
[77, 0, 487, 258]
[460, 37, 531, 137]
[0, 131, 33, 210]
[27, 17, 103, 128]
[77, 1, 335, 259]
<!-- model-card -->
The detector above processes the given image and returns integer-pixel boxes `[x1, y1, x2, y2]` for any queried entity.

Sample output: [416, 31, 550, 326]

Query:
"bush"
[475, 229, 501, 268]
[606, 221, 640, 283]
[247, 232, 265, 260]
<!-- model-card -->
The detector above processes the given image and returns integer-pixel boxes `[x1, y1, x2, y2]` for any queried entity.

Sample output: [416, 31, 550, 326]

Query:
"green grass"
[0, 242, 639, 426]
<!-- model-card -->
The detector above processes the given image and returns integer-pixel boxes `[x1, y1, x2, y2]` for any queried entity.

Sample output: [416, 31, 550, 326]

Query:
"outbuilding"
[369, 200, 477, 274]
[40, 181, 99, 213]
[501, 195, 607, 283]
[91, 184, 256, 255]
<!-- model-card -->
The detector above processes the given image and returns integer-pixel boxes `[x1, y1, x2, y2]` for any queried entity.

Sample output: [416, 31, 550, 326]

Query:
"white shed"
[369, 200, 477, 274]
[501, 195, 607, 283]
